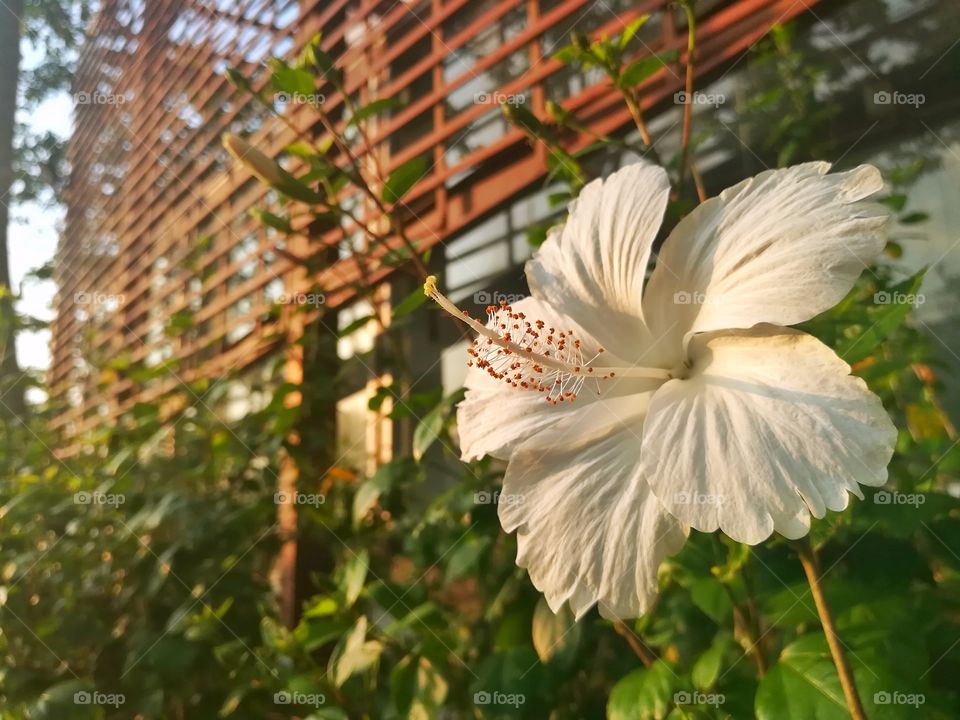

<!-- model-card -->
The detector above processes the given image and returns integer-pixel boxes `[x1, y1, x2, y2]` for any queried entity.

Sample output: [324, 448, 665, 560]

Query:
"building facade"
[52, 0, 960, 457]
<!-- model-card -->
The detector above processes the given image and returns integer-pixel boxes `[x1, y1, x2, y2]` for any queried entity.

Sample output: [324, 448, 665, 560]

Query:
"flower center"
[423, 276, 672, 404]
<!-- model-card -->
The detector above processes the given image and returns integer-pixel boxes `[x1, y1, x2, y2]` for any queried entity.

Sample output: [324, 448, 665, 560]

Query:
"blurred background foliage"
[2, 11, 960, 720]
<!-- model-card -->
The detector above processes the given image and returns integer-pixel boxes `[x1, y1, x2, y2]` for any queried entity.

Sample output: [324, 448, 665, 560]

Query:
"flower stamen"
[423, 276, 671, 403]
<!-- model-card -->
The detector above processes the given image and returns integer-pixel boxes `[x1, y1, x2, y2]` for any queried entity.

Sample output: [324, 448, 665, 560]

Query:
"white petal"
[643, 163, 888, 345]
[640, 326, 896, 545]
[457, 296, 663, 462]
[497, 395, 687, 620]
[526, 163, 672, 361]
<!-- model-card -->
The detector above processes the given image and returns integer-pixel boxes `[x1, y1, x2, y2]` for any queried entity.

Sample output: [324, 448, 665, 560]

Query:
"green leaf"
[545, 148, 585, 187]
[348, 97, 402, 126]
[620, 50, 679, 87]
[412, 390, 464, 461]
[553, 44, 580, 64]
[898, 211, 928, 224]
[342, 549, 369, 607]
[502, 103, 549, 138]
[836, 269, 925, 363]
[339, 314, 376, 338]
[531, 596, 581, 663]
[302, 34, 341, 86]
[304, 710, 350, 720]
[618, 15, 650, 49]
[408, 656, 448, 716]
[755, 635, 847, 720]
[445, 535, 491, 581]
[608, 660, 677, 720]
[330, 616, 383, 687]
[393, 286, 428, 319]
[878, 194, 907, 212]
[249, 207, 292, 233]
[692, 631, 733, 690]
[391, 655, 419, 714]
[527, 222, 550, 247]
[270, 60, 316, 96]
[689, 578, 732, 624]
[352, 464, 395, 527]
[383, 155, 427, 204]
[219, 687, 246, 716]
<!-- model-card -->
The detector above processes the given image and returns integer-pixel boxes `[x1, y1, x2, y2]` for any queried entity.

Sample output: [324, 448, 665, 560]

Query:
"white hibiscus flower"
[424, 162, 897, 620]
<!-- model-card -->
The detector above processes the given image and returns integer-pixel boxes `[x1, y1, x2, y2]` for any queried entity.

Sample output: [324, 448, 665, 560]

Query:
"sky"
[11, 43, 75, 372]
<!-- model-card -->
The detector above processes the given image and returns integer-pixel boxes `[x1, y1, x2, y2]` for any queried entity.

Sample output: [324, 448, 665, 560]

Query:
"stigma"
[423, 276, 672, 404]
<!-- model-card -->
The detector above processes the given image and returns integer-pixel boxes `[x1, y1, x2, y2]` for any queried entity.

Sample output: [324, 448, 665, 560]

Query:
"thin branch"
[614, 621, 657, 668]
[796, 538, 868, 720]
[677, 0, 698, 198]
[624, 90, 654, 147]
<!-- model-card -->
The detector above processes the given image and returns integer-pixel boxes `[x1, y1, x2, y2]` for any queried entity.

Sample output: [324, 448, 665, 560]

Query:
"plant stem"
[741, 563, 767, 676]
[614, 622, 656, 668]
[723, 585, 768, 676]
[677, 0, 700, 200]
[796, 538, 868, 720]
[624, 91, 653, 147]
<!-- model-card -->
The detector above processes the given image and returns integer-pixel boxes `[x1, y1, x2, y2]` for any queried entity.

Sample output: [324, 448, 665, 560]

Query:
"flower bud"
[222, 133, 283, 187]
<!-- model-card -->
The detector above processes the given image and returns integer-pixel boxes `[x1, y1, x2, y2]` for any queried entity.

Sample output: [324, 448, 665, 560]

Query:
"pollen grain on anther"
[468, 302, 609, 404]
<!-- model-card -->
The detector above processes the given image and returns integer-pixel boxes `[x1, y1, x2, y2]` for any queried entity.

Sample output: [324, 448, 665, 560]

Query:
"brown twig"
[624, 91, 654, 147]
[796, 538, 868, 720]
[726, 587, 768, 677]
[614, 621, 657, 668]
